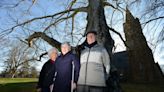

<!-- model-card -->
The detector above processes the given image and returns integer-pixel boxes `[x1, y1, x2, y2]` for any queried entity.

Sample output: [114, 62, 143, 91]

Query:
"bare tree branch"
[71, 16, 75, 43]
[0, 6, 88, 37]
[44, 10, 79, 31]
[1, 0, 25, 8]
[108, 27, 128, 48]
[103, 1, 116, 9]
[67, 0, 77, 43]
[26, 32, 61, 49]
[37, 52, 48, 61]
[142, 16, 164, 24]
[68, 0, 77, 10]
[157, 27, 164, 43]
[103, 1, 124, 12]
[103, 1, 125, 19]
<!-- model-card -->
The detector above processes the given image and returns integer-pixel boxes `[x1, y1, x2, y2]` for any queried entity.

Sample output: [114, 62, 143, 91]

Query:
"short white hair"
[61, 42, 71, 50]
[61, 42, 71, 47]
[48, 47, 59, 57]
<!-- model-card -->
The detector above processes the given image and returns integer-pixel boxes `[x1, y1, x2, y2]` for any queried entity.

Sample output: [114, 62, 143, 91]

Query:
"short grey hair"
[61, 42, 71, 46]
[61, 42, 71, 50]
[48, 47, 59, 57]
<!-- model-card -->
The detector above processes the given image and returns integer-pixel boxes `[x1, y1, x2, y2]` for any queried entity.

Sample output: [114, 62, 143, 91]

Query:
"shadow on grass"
[121, 82, 164, 92]
[0, 82, 37, 92]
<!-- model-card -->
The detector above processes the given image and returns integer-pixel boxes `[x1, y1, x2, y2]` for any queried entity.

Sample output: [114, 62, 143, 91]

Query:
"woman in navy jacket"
[52, 42, 80, 92]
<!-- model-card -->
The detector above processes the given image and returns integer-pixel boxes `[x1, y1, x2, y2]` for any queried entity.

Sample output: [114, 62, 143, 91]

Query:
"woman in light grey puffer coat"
[77, 31, 110, 92]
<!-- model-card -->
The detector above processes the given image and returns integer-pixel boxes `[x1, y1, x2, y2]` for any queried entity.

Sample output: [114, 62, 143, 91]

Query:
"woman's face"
[87, 33, 96, 44]
[50, 51, 58, 61]
[61, 44, 70, 55]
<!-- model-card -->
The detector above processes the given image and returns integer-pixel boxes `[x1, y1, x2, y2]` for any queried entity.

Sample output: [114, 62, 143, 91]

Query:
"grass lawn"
[0, 78, 38, 92]
[121, 82, 164, 92]
[0, 78, 164, 92]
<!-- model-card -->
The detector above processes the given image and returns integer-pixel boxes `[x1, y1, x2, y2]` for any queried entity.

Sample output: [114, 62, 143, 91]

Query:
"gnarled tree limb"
[26, 32, 61, 49]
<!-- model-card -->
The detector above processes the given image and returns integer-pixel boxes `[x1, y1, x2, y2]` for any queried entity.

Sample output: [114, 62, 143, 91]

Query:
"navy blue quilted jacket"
[53, 51, 80, 92]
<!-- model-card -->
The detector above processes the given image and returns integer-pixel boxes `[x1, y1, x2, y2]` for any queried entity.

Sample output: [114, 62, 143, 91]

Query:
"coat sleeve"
[72, 55, 80, 83]
[102, 48, 110, 76]
[37, 62, 46, 88]
[50, 62, 56, 84]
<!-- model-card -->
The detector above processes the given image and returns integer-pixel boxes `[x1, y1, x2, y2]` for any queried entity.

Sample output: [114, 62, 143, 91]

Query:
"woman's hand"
[50, 84, 54, 92]
[72, 82, 77, 90]
[36, 88, 41, 92]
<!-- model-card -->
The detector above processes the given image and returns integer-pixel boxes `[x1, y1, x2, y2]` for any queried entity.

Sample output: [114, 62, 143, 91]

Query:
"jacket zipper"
[84, 48, 91, 85]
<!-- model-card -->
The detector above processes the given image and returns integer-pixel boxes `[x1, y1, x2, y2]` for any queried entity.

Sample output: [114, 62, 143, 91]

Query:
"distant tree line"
[0, 66, 39, 78]
[0, 40, 40, 78]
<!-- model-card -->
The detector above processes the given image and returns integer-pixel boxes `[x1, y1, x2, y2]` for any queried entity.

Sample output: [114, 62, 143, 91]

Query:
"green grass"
[0, 78, 37, 84]
[121, 82, 164, 92]
[0, 78, 38, 92]
[0, 78, 164, 92]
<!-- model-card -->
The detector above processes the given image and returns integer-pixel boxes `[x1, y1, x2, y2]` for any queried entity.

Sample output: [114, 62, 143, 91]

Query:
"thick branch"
[103, 1, 117, 9]
[38, 52, 48, 61]
[26, 32, 61, 49]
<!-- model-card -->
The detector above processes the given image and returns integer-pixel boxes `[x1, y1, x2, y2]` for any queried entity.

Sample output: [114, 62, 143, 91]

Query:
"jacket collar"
[60, 51, 71, 57]
[85, 41, 97, 48]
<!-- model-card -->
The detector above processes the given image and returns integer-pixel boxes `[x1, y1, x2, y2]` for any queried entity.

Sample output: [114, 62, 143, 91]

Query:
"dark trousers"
[41, 87, 50, 92]
[77, 85, 105, 92]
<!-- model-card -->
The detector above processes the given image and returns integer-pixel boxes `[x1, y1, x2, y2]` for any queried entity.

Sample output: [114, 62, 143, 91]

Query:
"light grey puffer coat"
[77, 44, 110, 87]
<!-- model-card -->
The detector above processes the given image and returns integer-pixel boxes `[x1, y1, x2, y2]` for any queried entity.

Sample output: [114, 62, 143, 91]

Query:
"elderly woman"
[37, 47, 59, 92]
[52, 42, 80, 92]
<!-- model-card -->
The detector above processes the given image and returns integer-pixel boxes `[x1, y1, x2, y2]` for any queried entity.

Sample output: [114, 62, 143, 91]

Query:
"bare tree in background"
[3, 41, 37, 78]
